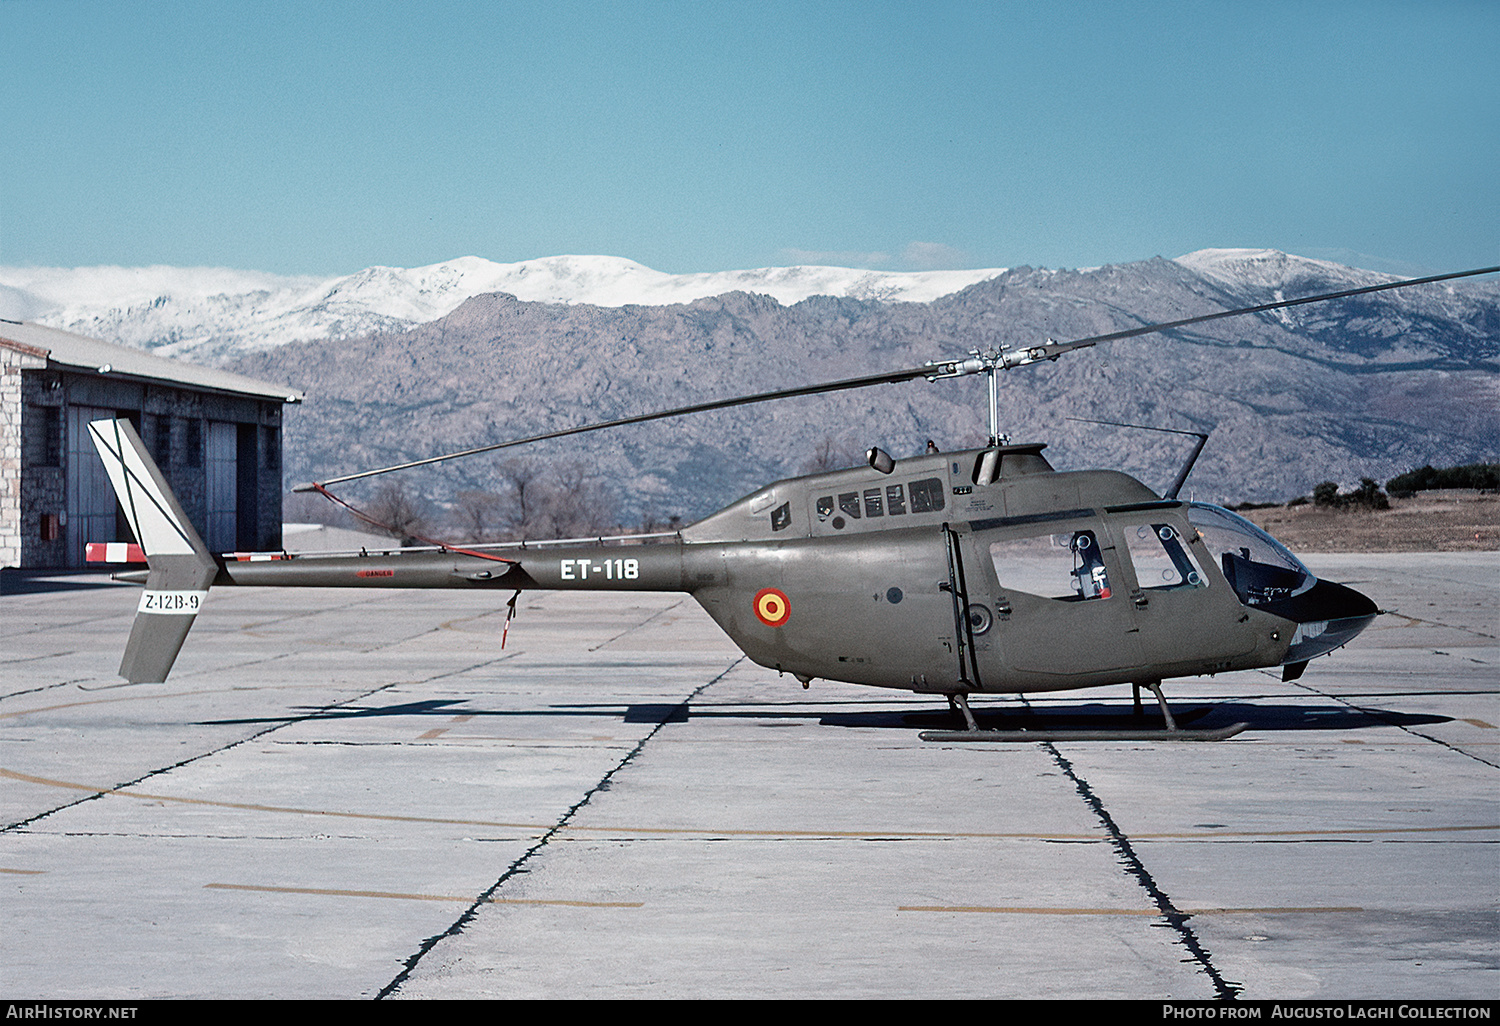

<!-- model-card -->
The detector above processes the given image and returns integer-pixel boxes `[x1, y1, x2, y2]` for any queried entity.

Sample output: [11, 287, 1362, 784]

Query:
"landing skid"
[923, 682, 1249, 741]
[919, 721, 1250, 743]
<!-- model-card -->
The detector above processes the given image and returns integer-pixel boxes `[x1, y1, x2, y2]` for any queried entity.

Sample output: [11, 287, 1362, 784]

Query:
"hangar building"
[1, 320, 303, 569]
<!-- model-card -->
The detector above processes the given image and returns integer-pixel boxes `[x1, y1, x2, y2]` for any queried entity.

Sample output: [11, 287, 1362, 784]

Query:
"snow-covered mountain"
[209, 249, 1496, 516]
[1174, 248, 1396, 291]
[0, 254, 1008, 361]
[4, 246, 1494, 513]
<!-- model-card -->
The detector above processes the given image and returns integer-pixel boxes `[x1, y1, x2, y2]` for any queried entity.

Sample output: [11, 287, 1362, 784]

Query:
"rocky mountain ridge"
[213, 251, 1499, 527]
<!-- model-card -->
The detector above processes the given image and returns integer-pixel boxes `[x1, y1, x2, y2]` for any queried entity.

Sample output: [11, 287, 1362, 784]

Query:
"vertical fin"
[88, 419, 218, 683]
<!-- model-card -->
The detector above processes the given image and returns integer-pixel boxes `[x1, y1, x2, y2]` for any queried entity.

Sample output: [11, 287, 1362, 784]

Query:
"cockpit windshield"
[1187, 503, 1315, 607]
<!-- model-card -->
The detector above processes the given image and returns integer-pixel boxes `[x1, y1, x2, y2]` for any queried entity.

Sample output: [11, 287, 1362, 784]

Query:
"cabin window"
[815, 496, 834, 523]
[886, 483, 906, 515]
[770, 502, 791, 531]
[1121, 521, 1206, 590]
[989, 529, 1113, 601]
[908, 478, 945, 513]
[863, 488, 884, 517]
[838, 492, 862, 519]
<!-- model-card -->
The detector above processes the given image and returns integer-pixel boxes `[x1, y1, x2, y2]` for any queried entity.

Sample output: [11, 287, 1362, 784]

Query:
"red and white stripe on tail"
[86, 542, 147, 563]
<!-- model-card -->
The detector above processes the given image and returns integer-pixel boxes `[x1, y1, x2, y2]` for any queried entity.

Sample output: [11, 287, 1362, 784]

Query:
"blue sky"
[2, 0, 1495, 276]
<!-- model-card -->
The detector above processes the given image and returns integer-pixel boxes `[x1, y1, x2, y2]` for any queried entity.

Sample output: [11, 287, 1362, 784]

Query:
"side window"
[886, 483, 906, 515]
[838, 492, 862, 519]
[815, 496, 834, 523]
[862, 488, 884, 517]
[909, 477, 946, 513]
[1121, 521, 1206, 590]
[989, 529, 1112, 601]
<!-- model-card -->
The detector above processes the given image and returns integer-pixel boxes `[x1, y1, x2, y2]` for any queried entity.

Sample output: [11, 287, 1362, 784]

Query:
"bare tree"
[282, 490, 354, 529]
[493, 458, 616, 539]
[450, 489, 504, 541]
[498, 459, 548, 538]
[366, 481, 431, 545]
[549, 461, 615, 538]
[800, 435, 863, 474]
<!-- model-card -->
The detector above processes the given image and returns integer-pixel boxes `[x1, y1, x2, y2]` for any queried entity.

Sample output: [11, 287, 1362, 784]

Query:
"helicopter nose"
[1281, 578, 1380, 664]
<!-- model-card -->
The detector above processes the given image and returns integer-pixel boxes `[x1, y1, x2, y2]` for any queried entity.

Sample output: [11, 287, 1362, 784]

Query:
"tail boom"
[199, 542, 685, 592]
[88, 418, 689, 682]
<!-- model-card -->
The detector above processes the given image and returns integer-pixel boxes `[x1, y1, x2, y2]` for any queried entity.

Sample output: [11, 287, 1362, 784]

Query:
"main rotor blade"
[302, 361, 954, 488]
[1030, 263, 1500, 361]
[300, 262, 1498, 490]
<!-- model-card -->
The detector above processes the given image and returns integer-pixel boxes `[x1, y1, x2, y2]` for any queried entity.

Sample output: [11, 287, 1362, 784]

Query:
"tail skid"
[88, 419, 218, 683]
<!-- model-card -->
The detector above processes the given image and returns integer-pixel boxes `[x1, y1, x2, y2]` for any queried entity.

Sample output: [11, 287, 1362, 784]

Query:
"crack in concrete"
[587, 599, 686, 652]
[1042, 741, 1243, 1001]
[1378, 610, 1496, 640]
[0, 676, 91, 700]
[1, 656, 512, 834]
[1288, 679, 1500, 770]
[376, 656, 745, 1000]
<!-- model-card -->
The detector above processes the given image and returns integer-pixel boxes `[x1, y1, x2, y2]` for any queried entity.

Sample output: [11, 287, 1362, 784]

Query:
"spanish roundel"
[753, 587, 791, 627]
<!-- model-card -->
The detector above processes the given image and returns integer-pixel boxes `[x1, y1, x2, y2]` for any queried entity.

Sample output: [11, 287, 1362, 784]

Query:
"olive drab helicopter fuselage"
[86, 264, 1496, 739]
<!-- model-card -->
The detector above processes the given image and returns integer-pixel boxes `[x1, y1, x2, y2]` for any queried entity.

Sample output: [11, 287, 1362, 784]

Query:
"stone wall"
[6, 358, 287, 567]
[18, 367, 66, 566]
[1, 343, 47, 568]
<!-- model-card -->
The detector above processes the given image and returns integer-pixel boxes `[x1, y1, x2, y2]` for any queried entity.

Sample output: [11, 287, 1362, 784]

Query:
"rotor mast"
[922, 343, 1066, 446]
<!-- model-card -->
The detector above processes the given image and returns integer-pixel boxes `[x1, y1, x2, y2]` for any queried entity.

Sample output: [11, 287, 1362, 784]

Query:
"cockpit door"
[1111, 513, 1258, 667]
[978, 518, 1144, 679]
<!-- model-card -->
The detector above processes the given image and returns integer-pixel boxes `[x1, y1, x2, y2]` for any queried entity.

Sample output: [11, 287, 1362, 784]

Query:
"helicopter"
[87, 264, 1498, 740]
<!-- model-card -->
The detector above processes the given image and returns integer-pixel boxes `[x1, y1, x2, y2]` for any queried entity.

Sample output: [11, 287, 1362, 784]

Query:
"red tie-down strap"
[307, 483, 518, 565]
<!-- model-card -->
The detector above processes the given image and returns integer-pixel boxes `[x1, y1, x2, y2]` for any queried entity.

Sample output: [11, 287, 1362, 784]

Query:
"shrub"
[1311, 479, 1389, 511]
[1386, 463, 1500, 497]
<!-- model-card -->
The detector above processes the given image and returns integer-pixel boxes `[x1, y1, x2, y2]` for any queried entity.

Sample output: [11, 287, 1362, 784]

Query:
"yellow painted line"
[1462, 718, 1496, 729]
[558, 825, 1099, 839]
[1124, 824, 1500, 839]
[0, 767, 1094, 839]
[0, 688, 226, 720]
[0, 768, 547, 831]
[0, 681, 403, 720]
[555, 822, 1500, 840]
[0, 867, 46, 875]
[416, 728, 449, 740]
[204, 882, 641, 907]
[900, 905, 1364, 916]
[5, 768, 1496, 841]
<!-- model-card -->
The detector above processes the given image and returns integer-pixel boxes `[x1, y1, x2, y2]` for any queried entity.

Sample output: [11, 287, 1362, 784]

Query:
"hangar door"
[206, 420, 239, 553]
[66, 406, 122, 566]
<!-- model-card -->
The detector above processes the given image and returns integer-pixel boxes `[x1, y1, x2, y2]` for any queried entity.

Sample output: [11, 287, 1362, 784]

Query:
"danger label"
[137, 590, 207, 614]
[753, 587, 791, 627]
